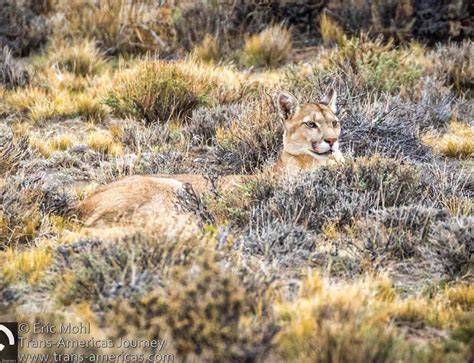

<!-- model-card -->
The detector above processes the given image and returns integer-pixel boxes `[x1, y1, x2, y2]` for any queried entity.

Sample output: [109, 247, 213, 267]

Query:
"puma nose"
[324, 138, 337, 146]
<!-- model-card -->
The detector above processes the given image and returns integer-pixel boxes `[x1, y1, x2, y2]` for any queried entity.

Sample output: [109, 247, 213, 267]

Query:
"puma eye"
[332, 121, 339, 128]
[304, 121, 318, 129]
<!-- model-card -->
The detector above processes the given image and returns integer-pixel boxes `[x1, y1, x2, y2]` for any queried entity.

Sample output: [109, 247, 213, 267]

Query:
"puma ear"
[321, 88, 337, 114]
[276, 92, 299, 120]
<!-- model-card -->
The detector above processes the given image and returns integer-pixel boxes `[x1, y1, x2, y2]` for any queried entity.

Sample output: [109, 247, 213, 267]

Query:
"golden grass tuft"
[241, 25, 292, 68]
[75, 93, 107, 122]
[3, 63, 110, 122]
[275, 273, 395, 362]
[320, 13, 346, 46]
[30, 134, 75, 157]
[423, 121, 474, 158]
[87, 130, 123, 156]
[444, 284, 474, 310]
[2, 246, 52, 284]
[192, 34, 221, 63]
[48, 39, 105, 76]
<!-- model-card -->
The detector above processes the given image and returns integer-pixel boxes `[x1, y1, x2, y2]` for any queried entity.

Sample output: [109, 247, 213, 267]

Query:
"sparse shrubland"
[1, 2, 473, 362]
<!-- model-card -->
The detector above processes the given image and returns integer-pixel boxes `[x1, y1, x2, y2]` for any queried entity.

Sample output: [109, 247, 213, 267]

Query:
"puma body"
[77, 90, 344, 227]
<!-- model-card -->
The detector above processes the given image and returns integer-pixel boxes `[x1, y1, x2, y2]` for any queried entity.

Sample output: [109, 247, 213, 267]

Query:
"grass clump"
[320, 13, 346, 46]
[275, 273, 470, 363]
[3, 63, 109, 123]
[1, 247, 52, 284]
[106, 61, 210, 123]
[30, 134, 75, 158]
[241, 25, 292, 68]
[424, 121, 474, 159]
[106, 59, 242, 123]
[192, 34, 221, 63]
[48, 39, 105, 77]
[87, 130, 123, 157]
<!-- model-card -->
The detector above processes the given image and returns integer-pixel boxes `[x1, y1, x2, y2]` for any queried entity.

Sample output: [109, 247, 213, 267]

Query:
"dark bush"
[326, 0, 414, 42]
[326, 0, 472, 43]
[0, 46, 30, 89]
[412, 0, 473, 44]
[175, 0, 327, 51]
[0, 0, 49, 56]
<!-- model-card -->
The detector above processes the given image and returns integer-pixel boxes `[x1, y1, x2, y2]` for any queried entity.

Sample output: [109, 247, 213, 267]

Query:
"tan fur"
[77, 91, 344, 227]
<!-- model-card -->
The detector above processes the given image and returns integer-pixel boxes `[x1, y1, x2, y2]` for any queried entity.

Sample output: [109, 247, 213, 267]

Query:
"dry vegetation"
[0, 0, 473, 362]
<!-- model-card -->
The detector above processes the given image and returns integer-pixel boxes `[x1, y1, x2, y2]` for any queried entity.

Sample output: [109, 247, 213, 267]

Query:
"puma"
[77, 89, 344, 227]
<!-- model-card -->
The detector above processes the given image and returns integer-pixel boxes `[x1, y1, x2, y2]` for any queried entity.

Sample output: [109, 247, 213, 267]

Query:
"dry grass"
[48, 39, 105, 76]
[275, 273, 471, 362]
[106, 59, 243, 123]
[320, 13, 346, 46]
[241, 25, 292, 68]
[1, 246, 52, 284]
[3, 59, 110, 123]
[423, 121, 474, 158]
[30, 134, 75, 157]
[87, 130, 124, 156]
[51, 0, 176, 55]
[192, 34, 221, 63]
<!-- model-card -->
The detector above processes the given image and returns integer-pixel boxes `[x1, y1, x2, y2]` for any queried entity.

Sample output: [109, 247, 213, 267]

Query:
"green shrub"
[331, 35, 423, 93]
[106, 59, 243, 123]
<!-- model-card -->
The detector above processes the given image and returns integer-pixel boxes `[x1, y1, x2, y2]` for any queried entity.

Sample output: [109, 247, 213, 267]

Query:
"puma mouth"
[310, 149, 333, 156]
